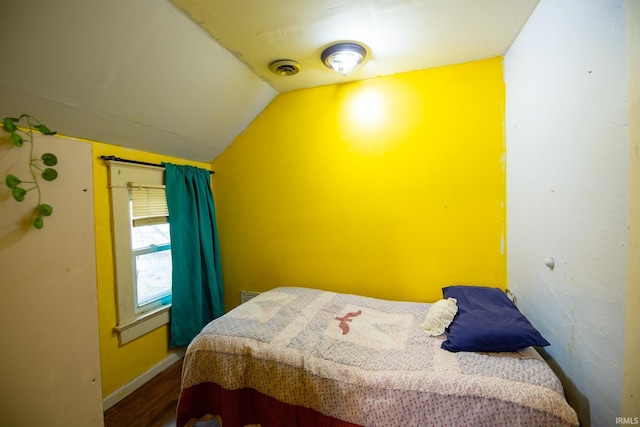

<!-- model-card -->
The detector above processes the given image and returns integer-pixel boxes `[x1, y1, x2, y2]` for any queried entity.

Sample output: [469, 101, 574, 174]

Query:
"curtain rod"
[100, 155, 214, 174]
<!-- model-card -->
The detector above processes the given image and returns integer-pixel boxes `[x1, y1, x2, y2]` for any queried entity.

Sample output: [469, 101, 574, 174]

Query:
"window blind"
[129, 182, 168, 227]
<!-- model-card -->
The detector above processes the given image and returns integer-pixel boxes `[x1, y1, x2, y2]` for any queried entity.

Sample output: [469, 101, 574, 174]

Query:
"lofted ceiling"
[0, 0, 539, 162]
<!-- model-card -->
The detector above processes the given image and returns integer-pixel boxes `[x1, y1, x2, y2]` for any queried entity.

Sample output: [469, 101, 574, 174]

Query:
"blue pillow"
[441, 285, 550, 352]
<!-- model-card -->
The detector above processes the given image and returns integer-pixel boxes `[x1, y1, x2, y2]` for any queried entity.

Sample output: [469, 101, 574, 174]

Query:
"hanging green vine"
[2, 114, 58, 229]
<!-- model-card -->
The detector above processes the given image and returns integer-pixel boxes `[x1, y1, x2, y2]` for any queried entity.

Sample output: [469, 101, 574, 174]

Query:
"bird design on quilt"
[335, 310, 362, 335]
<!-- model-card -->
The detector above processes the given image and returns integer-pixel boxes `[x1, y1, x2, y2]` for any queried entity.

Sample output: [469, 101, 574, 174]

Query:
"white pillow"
[420, 297, 458, 336]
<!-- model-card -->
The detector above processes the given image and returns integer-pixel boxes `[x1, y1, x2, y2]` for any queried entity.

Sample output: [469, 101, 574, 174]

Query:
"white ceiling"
[171, 0, 540, 93]
[0, 0, 538, 162]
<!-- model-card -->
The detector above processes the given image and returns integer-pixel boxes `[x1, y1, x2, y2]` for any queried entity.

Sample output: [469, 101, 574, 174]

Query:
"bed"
[176, 286, 578, 427]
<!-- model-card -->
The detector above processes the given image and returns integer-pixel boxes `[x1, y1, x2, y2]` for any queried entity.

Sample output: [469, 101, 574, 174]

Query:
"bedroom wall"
[623, 0, 639, 417]
[505, 0, 629, 425]
[212, 57, 506, 310]
[91, 142, 210, 399]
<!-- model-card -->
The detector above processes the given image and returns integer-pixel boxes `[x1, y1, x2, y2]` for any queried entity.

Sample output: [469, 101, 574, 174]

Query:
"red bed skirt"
[177, 382, 363, 427]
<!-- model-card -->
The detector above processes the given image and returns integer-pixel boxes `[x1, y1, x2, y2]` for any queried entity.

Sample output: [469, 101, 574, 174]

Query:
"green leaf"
[2, 117, 17, 133]
[33, 216, 44, 229]
[42, 168, 58, 181]
[12, 187, 26, 201]
[33, 124, 57, 136]
[39, 204, 53, 216]
[10, 132, 23, 147]
[41, 153, 58, 166]
[6, 174, 21, 189]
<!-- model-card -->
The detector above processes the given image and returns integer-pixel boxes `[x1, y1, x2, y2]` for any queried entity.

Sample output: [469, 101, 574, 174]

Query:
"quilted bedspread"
[177, 287, 578, 427]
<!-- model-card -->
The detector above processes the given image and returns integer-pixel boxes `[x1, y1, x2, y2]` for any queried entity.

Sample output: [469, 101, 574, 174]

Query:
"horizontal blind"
[129, 182, 168, 227]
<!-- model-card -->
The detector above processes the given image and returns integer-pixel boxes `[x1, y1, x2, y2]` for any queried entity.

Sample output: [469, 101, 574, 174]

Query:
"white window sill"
[113, 305, 170, 345]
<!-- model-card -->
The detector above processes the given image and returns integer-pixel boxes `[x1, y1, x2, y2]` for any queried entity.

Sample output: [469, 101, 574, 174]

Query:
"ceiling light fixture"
[321, 42, 367, 76]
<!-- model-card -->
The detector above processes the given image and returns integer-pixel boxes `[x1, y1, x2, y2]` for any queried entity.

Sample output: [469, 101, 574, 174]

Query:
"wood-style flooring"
[104, 360, 183, 427]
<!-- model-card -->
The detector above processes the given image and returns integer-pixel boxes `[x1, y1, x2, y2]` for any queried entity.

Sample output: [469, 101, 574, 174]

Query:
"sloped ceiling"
[0, 1, 276, 162]
[0, 0, 538, 162]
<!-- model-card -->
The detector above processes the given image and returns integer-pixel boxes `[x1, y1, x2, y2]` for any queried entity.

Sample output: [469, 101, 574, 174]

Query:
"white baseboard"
[102, 348, 185, 411]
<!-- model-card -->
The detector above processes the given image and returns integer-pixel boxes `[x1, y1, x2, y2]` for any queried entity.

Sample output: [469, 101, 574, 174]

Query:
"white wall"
[505, 0, 628, 426]
[0, 134, 103, 426]
[623, 0, 640, 416]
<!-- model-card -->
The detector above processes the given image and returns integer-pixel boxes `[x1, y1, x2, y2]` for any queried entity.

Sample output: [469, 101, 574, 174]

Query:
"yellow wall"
[91, 142, 210, 397]
[212, 57, 506, 310]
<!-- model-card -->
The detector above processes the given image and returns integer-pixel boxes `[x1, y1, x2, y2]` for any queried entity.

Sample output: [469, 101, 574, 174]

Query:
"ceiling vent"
[269, 60, 301, 76]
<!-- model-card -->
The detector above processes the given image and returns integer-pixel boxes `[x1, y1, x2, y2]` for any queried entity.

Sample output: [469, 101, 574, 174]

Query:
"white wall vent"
[240, 290, 261, 304]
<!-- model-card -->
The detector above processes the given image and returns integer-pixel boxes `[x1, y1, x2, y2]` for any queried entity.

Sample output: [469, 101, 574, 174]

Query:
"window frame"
[106, 160, 171, 345]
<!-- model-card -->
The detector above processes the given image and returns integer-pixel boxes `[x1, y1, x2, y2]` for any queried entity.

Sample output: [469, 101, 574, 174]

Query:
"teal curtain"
[163, 163, 223, 347]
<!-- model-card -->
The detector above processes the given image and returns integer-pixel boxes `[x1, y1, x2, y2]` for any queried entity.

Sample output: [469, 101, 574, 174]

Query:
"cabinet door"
[0, 134, 103, 426]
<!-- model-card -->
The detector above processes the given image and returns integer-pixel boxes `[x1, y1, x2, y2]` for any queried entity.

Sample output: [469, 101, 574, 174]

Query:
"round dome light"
[321, 43, 367, 76]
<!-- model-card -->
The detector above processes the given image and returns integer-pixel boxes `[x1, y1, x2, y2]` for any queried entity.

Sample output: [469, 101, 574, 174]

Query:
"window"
[130, 184, 172, 311]
[131, 223, 172, 308]
[106, 161, 172, 345]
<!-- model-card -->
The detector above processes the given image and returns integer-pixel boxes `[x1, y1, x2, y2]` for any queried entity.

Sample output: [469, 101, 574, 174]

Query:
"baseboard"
[102, 348, 186, 411]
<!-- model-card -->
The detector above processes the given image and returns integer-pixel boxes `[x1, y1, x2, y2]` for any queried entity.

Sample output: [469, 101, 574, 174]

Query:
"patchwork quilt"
[177, 287, 578, 427]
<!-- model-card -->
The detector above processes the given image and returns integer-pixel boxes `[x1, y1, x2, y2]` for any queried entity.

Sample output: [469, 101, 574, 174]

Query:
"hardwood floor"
[104, 360, 183, 427]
